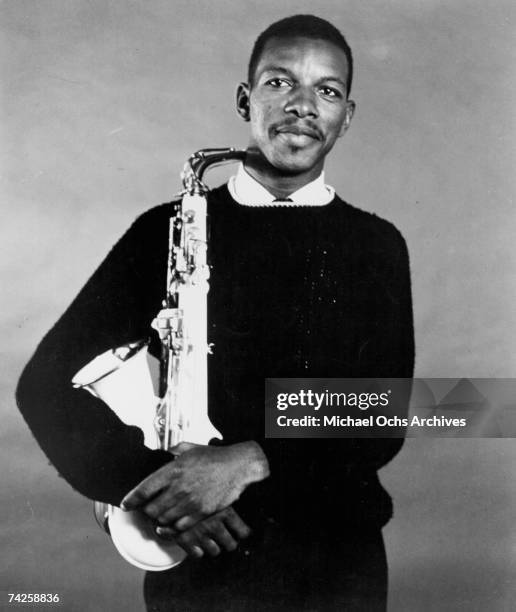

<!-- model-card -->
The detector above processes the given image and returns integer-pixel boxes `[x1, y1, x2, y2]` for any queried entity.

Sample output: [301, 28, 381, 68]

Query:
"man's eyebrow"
[260, 65, 293, 75]
[317, 76, 347, 88]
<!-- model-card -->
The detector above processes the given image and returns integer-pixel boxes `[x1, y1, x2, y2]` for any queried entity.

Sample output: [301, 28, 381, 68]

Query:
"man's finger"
[143, 489, 186, 521]
[222, 507, 252, 539]
[175, 531, 204, 558]
[174, 514, 202, 532]
[198, 537, 221, 557]
[121, 464, 174, 510]
[203, 520, 238, 552]
[155, 526, 178, 540]
[159, 507, 204, 528]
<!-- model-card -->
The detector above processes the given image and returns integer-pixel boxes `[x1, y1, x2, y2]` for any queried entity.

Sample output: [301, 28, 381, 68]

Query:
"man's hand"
[121, 441, 269, 531]
[155, 506, 251, 558]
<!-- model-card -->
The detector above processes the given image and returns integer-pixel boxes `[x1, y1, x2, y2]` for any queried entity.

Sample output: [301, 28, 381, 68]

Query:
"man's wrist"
[230, 441, 270, 486]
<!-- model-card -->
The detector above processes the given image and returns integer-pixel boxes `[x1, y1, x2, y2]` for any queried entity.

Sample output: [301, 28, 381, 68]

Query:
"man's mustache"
[273, 121, 322, 140]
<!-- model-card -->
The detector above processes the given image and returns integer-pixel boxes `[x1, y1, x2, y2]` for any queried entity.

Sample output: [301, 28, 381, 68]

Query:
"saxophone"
[71, 148, 246, 571]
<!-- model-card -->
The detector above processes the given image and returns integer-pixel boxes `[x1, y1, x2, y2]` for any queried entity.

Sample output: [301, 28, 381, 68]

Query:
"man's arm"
[16, 205, 265, 554]
[348, 223, 415, 472]
[16, 208, 176, 505]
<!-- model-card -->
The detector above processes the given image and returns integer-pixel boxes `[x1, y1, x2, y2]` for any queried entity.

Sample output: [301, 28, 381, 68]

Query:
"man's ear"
[339, 100, 356, 136]
[236, 83, 251, 122]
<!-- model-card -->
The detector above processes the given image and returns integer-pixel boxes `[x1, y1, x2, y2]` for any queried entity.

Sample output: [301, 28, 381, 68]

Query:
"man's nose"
[284, 86, 318, 118]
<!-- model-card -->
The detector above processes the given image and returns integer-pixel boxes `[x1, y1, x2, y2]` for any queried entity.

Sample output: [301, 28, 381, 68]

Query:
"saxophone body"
[72, 148, 246, 571]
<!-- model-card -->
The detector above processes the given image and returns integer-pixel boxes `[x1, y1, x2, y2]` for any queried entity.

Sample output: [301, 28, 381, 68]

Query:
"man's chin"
[271, 153, 323, 176]
[246, 143, 324, 177]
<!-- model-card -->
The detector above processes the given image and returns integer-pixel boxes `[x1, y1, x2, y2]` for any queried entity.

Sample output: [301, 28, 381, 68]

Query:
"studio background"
[2, 1, 515, 610]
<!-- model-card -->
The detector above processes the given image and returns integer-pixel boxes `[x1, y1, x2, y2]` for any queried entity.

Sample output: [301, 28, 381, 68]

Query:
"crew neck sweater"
[17, 184, 414, 530]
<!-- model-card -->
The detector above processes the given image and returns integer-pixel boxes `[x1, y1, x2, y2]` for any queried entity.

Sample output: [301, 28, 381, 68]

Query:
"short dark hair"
[247, 14, 354, 96]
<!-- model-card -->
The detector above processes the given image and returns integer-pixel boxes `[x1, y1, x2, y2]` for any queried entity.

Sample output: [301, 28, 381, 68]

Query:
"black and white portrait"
[2, 2, 514, 611]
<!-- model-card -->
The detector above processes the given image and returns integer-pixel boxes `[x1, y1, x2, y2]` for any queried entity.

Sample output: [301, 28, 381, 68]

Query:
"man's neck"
[243, 149, 324, 200]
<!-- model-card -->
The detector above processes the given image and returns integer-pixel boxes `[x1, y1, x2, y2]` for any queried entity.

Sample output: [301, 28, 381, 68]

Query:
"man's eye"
[319, 86, 342, 98]
[266, 78, 291, 88]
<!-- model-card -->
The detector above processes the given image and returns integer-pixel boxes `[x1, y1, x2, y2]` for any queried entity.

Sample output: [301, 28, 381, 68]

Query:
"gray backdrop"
[2, 1, 515, 611]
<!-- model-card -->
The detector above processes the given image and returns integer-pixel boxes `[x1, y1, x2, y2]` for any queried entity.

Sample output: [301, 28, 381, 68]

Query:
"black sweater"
[17, 185, 414, 531]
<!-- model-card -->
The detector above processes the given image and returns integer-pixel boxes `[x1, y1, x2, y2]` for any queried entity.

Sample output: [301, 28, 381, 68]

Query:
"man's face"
[240, 36, 354, 176]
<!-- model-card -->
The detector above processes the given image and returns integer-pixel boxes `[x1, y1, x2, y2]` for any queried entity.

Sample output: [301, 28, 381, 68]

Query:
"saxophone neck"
[181, 148, 247, 195]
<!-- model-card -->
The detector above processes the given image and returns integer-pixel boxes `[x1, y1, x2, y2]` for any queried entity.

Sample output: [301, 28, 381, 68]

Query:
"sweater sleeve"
[16, 210, 173, 506]
[340, 224, 415, 473]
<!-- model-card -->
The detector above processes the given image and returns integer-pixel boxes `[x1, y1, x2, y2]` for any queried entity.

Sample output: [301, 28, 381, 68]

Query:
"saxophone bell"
[72, 340, 160, 449]
[72, 340, 187, 570]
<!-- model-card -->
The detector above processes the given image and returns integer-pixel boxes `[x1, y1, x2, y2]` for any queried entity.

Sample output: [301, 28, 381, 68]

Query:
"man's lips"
[274, 124, 321, 140]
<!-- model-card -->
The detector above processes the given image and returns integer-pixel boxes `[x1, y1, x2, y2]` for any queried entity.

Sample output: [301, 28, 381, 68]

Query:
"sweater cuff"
[99, 448, 173, 507]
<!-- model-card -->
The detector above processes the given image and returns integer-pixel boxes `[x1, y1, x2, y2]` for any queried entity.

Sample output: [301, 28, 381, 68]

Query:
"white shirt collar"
[227, 164, 335, 207]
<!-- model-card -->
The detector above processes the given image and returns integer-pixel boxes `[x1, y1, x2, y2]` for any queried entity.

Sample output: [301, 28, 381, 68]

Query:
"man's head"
[237, 15, 356, 182]
[248, 15, 353, 97]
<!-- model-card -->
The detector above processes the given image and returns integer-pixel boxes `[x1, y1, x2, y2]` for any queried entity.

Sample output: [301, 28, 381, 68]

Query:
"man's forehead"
[254, 35, 350, 79]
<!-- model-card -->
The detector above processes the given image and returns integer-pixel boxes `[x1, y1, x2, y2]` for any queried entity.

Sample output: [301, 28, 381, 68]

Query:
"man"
[17, 15, 414, 611]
